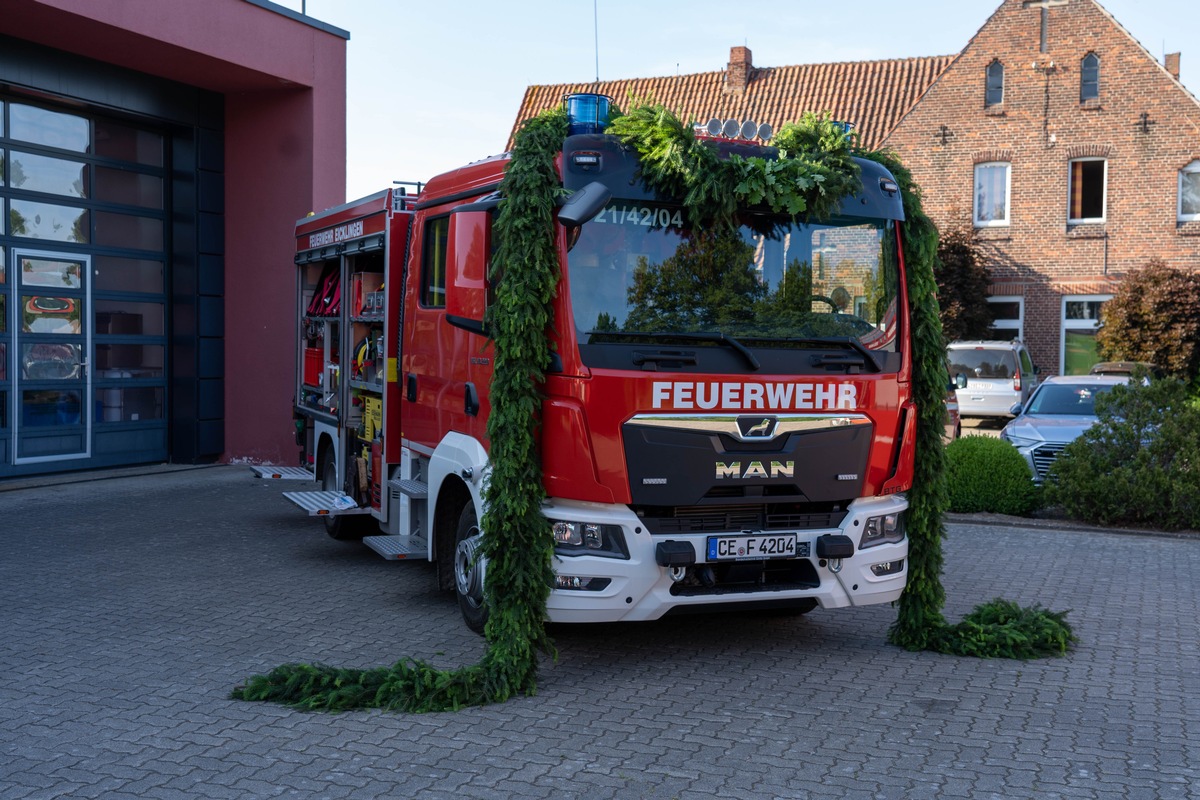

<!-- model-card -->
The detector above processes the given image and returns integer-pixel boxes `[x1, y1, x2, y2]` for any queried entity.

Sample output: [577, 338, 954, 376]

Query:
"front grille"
[1031, 442, 1068, 480]
[635, 503, 848, 534]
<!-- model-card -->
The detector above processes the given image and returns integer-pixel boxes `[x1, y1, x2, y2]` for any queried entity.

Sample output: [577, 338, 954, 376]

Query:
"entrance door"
[12, 250, 91, 464]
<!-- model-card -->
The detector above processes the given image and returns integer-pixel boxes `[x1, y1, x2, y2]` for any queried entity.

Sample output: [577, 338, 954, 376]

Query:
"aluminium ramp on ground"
[281, 490, 373, 517]
[250, 465, 313, 480]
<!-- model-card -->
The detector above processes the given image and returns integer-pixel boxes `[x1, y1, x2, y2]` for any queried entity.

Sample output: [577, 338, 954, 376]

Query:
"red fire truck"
[269, 100, 915, 632]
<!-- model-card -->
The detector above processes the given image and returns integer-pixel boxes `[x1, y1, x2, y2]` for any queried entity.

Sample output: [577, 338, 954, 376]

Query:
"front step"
[282, 490, 373, 517]
[251, 465, 313, 480]
[363, 534, 428, 560]
[387, 477, 428, 499]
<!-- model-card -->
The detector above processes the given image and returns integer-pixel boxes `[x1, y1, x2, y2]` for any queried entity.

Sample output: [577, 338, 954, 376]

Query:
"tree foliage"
[1096, 258, 1200, 378]
[934, 225, 993, 341]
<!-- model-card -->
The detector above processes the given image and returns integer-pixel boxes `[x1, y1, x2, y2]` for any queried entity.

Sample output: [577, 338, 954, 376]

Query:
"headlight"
[859, 512, 904, 549]
[1000, 432, 1038, 448]
[551, 520, 629, 559]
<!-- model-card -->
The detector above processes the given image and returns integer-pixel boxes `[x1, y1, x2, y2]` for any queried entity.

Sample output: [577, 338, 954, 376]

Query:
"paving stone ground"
[1, 465, 1198, 799]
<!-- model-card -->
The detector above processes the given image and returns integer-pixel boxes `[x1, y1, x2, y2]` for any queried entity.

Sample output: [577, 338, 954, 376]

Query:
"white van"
[947, 340, 1040, 419]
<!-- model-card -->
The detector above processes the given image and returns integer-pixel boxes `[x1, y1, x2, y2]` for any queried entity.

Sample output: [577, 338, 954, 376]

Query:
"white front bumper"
[542, 494, 909, 623]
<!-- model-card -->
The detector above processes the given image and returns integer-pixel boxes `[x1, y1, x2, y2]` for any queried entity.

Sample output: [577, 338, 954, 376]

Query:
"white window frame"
[1060, 294, 1111, 375]
[1178, 159, 1200, 222]
[1068, 157, 1107, 224]
[974, 162, 1011, 227]
[987, 296, 1024, 340]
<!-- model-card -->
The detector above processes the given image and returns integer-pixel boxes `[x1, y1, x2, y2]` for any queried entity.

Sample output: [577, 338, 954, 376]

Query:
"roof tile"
[509, 51, 955, 151]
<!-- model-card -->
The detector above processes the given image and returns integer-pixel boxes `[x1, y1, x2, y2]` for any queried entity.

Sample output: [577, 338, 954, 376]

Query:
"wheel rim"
[455, 528, 484, 610]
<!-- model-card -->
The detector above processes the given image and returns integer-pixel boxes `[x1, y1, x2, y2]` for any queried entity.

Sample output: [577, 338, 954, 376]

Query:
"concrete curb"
[945, 511, 1200, 540]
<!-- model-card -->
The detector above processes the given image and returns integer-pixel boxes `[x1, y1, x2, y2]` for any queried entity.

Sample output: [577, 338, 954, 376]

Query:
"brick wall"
[884, 0, 1200, 374]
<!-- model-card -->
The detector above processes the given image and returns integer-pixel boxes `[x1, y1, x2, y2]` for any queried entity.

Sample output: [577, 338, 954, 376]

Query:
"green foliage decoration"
[234, 103, 1074, 714]
[849, 148, 1071, 656]
[945, 435, 1042, 516]
[1045, 375, 1200, 530]
[928, 599, 1076, 659]
[232, 109, 570, 713]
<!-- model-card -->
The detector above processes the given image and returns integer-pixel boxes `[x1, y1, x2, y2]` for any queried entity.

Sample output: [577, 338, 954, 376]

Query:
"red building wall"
[2, 0, 348, 464]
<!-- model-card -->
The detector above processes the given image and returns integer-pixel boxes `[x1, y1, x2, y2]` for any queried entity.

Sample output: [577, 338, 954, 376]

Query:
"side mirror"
[1010, 402, 1023, 416]
[558, 181, 612, 227]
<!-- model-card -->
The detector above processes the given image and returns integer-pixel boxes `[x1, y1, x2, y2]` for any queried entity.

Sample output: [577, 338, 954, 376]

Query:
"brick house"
[882, 0, 1200, 374]
[510, 0, 1200, 375]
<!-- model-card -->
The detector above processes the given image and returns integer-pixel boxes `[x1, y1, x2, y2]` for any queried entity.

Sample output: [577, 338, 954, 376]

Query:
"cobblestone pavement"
[2, 466, 1198, 800]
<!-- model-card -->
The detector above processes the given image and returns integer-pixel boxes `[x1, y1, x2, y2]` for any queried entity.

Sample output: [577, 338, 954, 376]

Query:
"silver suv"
[947, 340, 1039, 420]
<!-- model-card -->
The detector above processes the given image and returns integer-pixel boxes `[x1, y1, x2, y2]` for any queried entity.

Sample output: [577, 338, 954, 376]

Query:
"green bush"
[945, 435, 1040, 515]
[1045, 377, 1200, 530]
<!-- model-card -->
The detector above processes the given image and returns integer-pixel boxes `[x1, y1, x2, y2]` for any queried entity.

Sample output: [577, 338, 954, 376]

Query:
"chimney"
[1165, 52, 1181, 81]
[727, 46, 753, 94]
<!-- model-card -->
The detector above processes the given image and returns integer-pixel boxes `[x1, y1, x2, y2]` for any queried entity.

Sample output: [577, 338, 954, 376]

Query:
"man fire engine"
[265, 96, 915, 633]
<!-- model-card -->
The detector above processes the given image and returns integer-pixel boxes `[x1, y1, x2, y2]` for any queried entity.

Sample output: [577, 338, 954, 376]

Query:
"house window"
[1080, 53, 1100, 102]
[1179, 160, 1200, 222]
[1061, 295, 1110, 374]
[988, 297, 1023, 341]
[985, 60, 1004, 107]
[1068, 158, 1106, 223]
[974, 162, 1010, 226]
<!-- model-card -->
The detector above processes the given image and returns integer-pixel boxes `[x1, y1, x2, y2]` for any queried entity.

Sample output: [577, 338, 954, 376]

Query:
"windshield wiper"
[645, 332, 761, 371]
[809, 337, 881, 373]
[737, 335, 882, 373]
[585, 330, 761, 371]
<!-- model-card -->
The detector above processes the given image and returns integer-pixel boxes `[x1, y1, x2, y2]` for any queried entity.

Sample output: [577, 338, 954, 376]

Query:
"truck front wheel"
[454, 503, 488, 635]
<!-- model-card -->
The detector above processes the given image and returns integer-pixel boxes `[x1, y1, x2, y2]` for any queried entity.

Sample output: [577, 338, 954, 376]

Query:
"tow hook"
[816, 534, 855, 575]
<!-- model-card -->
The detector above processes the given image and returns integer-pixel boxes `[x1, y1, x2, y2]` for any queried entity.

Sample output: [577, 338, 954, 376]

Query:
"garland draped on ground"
[232, 102, 1073, 714]
[231, 111, 569, 712]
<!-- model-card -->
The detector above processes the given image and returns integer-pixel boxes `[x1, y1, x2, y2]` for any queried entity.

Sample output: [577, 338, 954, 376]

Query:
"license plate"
[707, 534, 797, 561]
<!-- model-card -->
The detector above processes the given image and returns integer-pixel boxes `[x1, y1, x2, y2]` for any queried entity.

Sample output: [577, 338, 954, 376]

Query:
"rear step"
[363, 535, 428, 560]
[282, 490, 372, 517]
[251, 465, 313, 480]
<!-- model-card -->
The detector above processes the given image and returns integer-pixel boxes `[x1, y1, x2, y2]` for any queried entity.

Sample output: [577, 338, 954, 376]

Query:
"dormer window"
[985, 60, 1004, 107]
[1080, 52, 1100, 102]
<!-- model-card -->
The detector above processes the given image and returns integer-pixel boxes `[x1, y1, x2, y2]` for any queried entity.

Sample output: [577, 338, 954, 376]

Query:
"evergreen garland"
[233, 102, 1073, 714]
[231, 111, 569, 713]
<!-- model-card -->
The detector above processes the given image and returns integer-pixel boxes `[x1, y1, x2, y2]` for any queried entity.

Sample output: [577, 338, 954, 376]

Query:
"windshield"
[566, 201, 900, 352]
[1026, 383, 1118, 416]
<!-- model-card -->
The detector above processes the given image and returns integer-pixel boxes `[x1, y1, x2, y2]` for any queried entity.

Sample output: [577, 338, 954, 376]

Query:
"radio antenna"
[594, 0, 600, 82]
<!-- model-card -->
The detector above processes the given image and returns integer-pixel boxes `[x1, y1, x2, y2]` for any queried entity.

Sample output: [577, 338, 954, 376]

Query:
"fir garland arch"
[231, 103, 1072, 714]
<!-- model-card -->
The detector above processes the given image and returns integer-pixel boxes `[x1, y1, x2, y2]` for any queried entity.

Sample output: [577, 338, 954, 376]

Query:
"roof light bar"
[699, 117, 773, 142]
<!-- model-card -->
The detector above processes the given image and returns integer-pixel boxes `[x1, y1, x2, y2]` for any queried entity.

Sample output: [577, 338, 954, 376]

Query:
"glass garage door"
[1, 97, 168, 475]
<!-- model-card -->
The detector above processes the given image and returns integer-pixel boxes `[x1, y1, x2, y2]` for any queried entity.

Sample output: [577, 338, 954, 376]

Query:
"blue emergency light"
[564, 93, 612, 135]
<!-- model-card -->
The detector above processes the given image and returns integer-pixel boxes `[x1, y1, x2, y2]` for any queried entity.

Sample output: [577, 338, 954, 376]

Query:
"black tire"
[453, 503, 488, 635]
[320, 449, 365, 541]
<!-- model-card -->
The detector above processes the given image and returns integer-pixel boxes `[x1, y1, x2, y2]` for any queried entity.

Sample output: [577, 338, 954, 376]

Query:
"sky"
[274, 0, 1199, 202]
